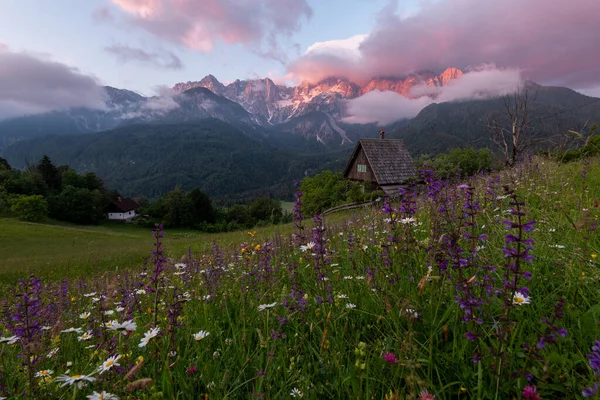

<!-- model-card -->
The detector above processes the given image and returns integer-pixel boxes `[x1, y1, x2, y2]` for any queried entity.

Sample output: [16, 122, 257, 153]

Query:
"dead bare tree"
[487, 85, 539, 167]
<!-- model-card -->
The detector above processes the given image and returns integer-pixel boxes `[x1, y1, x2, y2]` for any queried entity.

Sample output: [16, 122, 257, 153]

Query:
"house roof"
[109, 197, 139, 213]
[343, 139, 417, 185]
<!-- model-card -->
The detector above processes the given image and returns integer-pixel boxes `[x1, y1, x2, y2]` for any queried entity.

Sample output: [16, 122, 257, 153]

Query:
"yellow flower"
[137, 355, 144, 364]
[70, 297, 75, 302]
[255, 244, 261, 252]
[592, 254, 597, 259]
[248, 231, 256, 238]
[461, 387, 467, 393]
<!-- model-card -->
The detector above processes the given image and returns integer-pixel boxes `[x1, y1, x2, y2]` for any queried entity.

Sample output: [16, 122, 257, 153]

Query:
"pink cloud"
[108, 0, 312, 59]
[289, 0, 600, 89]
[343, 68, 522, 125]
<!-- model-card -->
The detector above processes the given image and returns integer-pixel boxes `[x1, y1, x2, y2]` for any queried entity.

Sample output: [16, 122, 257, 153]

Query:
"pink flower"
[522, 384, 542, 400]
[420, 389, 436, 400]
[383, 352, 398, 365]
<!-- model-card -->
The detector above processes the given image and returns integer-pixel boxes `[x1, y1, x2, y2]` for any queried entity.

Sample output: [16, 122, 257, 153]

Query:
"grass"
[0, 219, 292, 284]
[0, 156, 599, 399]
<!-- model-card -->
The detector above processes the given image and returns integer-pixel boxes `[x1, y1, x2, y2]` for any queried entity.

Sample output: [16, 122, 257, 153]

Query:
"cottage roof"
[109, 197, 139, 213]
[343, 139, 417, 185]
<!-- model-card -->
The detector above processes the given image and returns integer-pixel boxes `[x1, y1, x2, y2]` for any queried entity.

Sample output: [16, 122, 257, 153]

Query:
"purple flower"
[522, 384, 542, 399]
[383, 352, 398, 365]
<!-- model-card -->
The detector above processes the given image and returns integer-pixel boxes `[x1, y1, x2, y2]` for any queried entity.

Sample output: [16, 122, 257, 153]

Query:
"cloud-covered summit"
[288, 0, 600, 90]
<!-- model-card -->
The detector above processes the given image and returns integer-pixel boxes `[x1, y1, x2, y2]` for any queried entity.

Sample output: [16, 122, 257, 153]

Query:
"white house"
[107, 197, 139, 221]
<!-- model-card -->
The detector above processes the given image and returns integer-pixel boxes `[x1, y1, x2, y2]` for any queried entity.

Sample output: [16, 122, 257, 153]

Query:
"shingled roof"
[343, 139, 417, 185]
[109, 197, 139, 213]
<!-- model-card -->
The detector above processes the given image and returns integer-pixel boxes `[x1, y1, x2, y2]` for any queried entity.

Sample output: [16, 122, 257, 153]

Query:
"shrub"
[9, 194, 48, 222]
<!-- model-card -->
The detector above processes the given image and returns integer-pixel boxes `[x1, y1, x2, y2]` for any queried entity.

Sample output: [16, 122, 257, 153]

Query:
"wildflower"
[401, 217, 416, 224]
[420, 389, 435, 400]
[193, 330, 210, 341]
[98, 355, 121, 374]
[383, 352, 398, 365]
[86, 391, 118, 400]
[186, 366, 197, 376]
[83, 292, 97, 297]
[61, 327, 83, 334]
[78, 331, 93, 341]
[41, 325, 52, 330]
[0, 335, 19, 344]
[522, 384, 542, 400]
[346, 303, 356, 309]
[139, 327, 161, 348]
[336, 294, 348, 299]
[258, 302, 278, 311]
[513, 292, 531, 305]
[55, 374, 96, 387]
[300, 242, 316, 252]
[115, 307, 125, 312]
[35, 369, 53, 378]
[135, 289, 146, 295]
[108, 320, 137, 335]
[174, 263, 186, 269]
[104, 310, 115, 316]
[254, 244, 261, 252]
[79, 312, 91, 320]
[405, 309, 419, 318]
[103, 320, 118, 329]
[592, 254, 597, 259]
[290, 388, 303, 397]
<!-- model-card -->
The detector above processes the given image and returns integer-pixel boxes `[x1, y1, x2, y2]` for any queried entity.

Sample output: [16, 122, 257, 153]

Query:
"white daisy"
[135, 289, 146, 295]
[336, 294, 348, 299]
[346, 303, 356, 309]
[98, 355, 121, 374]
[35, 369, 53, 378]
[0, 335, 19, 344]
[55, 374, 96, 387]
[290, 388, 303, 397]
[258, 302, 278, 311]
[115, 307, 125, 312]
[86, 391, 119, 400]
[104, 310, 115, 316]
[83, 292, 97, 297]
[512, 292, 531, 305]
[77, 331, 93, 341]
[139, 327, 161, 348]
[41, 325, 52, 331]
[193, 330, 210, 341]
[300, 242, 316, 252]
[400, 217, 416, 224]
[79, 312, 91, 320]
[103, 320, 118, 329]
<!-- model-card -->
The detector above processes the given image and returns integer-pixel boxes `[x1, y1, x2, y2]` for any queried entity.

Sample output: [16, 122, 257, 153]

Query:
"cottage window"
[357, 164, 367, 173]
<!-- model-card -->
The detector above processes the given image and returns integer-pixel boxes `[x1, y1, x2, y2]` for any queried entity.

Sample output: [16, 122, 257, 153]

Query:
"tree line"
[0, 155, 290, 230]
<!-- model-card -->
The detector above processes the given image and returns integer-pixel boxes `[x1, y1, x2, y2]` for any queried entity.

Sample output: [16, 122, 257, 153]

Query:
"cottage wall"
[108, 210, 136, 221]
[346, 147, 376, 183]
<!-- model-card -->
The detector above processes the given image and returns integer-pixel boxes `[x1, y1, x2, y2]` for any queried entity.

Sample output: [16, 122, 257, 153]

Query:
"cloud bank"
[108, 0, 312, 60]
[0, 45, 107, 120]
[343, 68, 523, 125]
[289, 0, 600, 90]
[105, 44, 182, 69]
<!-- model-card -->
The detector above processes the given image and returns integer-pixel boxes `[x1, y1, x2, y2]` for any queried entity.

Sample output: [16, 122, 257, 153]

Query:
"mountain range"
[1, 68, 599, 200]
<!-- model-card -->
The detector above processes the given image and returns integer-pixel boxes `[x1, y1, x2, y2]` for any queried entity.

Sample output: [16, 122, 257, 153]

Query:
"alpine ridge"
[172, 68, 465, 124]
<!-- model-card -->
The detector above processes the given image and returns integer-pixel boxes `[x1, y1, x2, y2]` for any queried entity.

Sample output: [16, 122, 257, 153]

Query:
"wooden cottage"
[343, 136, 417, 197]
[107, 197, 139, 221]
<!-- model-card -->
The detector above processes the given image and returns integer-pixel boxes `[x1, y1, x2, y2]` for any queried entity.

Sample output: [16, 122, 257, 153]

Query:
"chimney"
[379, 129, 385, 140]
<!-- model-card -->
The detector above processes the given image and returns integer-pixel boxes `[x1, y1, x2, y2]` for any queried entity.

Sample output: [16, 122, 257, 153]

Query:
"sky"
[0, 0, 599, 119]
